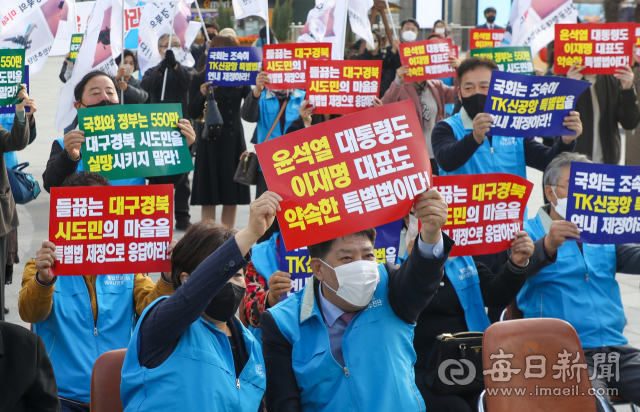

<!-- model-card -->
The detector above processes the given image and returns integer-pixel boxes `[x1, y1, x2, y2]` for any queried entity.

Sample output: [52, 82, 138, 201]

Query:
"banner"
[0, 49, 24, 108]
[49, 184, 174, 276]
[469, 29, 505, 49]
[553, 23, 635, 75]
[0, 64, 28, 115]
[232, 0, 268, 21]
[483, 71, 591, 138]
[296, 0, 349, 60]
[78, 103, 194, 180]
[433, 173, 533, 257]
[305, 60, 382, 114]
[255, 100, 430, 251]
[567, 162, 640, 244]
[68, 33, 83, 63]
[399, 38, 459, 83]
[636, 26, 640, 59]
[50, 0, 95, 56]
[470, 46, 535, 75]
[205, 46, 261, 86]
[263, 43, 331, 90]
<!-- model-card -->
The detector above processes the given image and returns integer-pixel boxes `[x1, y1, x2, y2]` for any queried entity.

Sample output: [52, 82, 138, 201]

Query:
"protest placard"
[69, 34, 84, 63]
[0, 49, 25, 108]
[49, 184, 174, 276]
[469, 29, 505, 49]
[204, 46, 262, 86]
[264, 43, 331, 90]
[483, 71, 591, 138]
[78, 103, 194, 181]
[305, 60, 382, 114]
[255, 100, 430, 251]
[567, 162, 640, 244]
[470, 46, 535, 75]
[554, 23, 635, 75]
[399, 38, 458, 83]
[0, 64, 28, 115]
[433, 173, 533, 257]
[636, 26, 640, 58]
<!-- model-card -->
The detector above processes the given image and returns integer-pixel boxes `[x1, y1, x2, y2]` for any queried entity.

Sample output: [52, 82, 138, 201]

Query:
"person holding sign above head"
[477, 7, 502, 30]
[260, 189, 455, 412]
[383, 18, 421, 93]
[518, 152, 640, 408]
[114, 50, 149, 105]
[18, 171, 176, 412]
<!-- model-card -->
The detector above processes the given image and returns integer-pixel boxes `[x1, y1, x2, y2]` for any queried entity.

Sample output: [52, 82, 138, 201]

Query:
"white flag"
[232, 0, 268, 21]
[348, 0, 374, 49]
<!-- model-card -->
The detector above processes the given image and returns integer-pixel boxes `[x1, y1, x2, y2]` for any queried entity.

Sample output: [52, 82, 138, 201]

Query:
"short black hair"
[73, 70, 120, 102]
[115, 49, 138, 72]
[457, 57, 498, 84]
[205, 21, 219, 31]
[401, 18, 420, 31]
[307, 229, 377, 260]
[62, 171, 110, 188]
[484, 7, 496, 15]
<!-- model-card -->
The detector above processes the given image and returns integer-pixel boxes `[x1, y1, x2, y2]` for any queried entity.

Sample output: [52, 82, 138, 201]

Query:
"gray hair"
[158, 33, 181, 48]
[543, 152, 592, 187]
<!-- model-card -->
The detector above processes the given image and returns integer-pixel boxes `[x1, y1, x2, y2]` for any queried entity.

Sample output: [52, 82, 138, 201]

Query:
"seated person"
[18, 172, 175, 412]
[519, 152, 640, 407]
[261, 189, 454, 412]
[121, 191, 283, 412]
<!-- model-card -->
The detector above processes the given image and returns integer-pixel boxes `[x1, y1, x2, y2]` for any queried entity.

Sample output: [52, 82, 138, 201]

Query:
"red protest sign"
[305, 60, 382, 114]
[399, 38, 458, 82]
[255, 100, 430, 251]
[264, 43, 331, 90]
[432, 174, 533, 257]
[635, 25, 640, 58]
[554, 23, 635, 75]
[49, 185, 174, 276]
[469, 29, 505, 49]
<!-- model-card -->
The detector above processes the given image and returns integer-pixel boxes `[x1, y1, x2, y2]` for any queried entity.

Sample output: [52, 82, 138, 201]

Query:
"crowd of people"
[1, 14, 640, 412]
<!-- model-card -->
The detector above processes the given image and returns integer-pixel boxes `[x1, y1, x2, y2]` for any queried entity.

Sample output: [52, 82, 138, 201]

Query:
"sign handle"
[194, 0, 210, 43]
[384, 0, 397, 39]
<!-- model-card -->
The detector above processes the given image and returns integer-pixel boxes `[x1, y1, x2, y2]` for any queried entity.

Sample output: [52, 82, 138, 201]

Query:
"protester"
[477, 7, 502, 29]
[243, 261, 291, 328]
[120, 191, 282, 412]
[625, 57, 640, 165]
[219, 27, 238, 38]
[114, 50, 149, 104]
[519, 152, 640, 407]
[432, 20, 448, 37]
[59, 52, 74, 84]
[431, 57, 583, 179]
[353, 31, 393, 97]
[382, 18, 421, 92]
[190, 22, 220, 64]
[188, 35, 251, 227]
[0, 320, 60, 412]
[252, 26, 277, 48]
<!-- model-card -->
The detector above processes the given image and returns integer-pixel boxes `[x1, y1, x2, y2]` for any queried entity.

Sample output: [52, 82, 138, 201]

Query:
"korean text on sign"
[433, 173, 533, 257]
[399, 38, 459, 83]
[0, 65, 28, 115]
[69, 34, 84, 63]
[483, 71, 591, 138]
[264, 43, 331, 90]
[255, 99, 431, 250]
[0, 49, 25, 108]
[469, 29, 505, 49]
[304, 60, 382, 115]
[567, 162, 640, 244]
[470, 46, 535, 75]
[78, 103, 194, 181]
[554, 23, 635, 75]
[49, 184, 174, 276]
[205, 46, 262, 86]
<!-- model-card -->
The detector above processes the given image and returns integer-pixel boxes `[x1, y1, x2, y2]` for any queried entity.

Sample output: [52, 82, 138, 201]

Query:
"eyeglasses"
[551, 184, 568, 189]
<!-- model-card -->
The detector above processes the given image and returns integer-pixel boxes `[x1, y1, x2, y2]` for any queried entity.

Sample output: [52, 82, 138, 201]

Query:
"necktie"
[339, 312, 356, 325]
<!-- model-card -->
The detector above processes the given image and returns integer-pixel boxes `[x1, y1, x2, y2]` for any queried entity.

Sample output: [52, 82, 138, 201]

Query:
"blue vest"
[1, 114, 18, 168]
[444, 256, 491, 332]
[34, 274, 135, 403]
[250, 232, 279, 282]
[121, 296, 266, 412]
[268, 264, 425, 412]
[54, 138, 146, 186]
[518, 212, 626, 348]
[256, 90, 305, 144]
[440, 113, 526, 179]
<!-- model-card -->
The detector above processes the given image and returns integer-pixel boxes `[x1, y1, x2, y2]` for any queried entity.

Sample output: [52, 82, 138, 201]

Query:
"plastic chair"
[90, 349, 127, 412]
[610, 395, 640, 412]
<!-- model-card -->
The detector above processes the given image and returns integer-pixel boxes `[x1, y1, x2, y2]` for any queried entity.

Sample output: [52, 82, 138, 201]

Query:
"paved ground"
[4, 57, 640, 355]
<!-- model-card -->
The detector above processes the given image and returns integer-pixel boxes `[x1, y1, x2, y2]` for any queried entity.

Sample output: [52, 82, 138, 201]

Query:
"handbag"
[7, 162, 41, 205]
[234, 98, 289, 186]
[201, 85, 224, 140]
[423, 332, 485, 396]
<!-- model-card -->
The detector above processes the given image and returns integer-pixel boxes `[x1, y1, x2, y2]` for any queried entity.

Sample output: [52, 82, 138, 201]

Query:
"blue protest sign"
[483, 71, 590, 138]
[0, 65, 28, 115]
[566, 162, 640, 244]
[204, 47, 262, 86]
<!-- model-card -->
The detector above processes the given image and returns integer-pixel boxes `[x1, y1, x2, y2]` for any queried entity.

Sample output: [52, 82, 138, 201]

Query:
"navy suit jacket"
[477, 23, 504, 29]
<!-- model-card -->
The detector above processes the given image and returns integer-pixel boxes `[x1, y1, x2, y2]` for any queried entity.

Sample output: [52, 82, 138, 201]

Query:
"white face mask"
[551, 186, 567, 219]
[122, 64, 134, 77]
[402, 30, 417, 42]
[320, 259, 380, 307]
[434, 27, 446, 35]
[170, 46, 183, 59]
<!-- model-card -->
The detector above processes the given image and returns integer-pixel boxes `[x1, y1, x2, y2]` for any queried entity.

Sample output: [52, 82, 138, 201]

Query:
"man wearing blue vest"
[519, 152, 640, 406]
[18, 172, 175, 412]
[261, 188, 454, 412]
[431, 57, 583, 179]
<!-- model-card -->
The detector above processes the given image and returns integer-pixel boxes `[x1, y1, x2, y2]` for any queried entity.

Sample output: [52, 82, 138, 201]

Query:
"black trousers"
[175, 172, 191, 223]
[0, 234, 8, 320]
[584, 345, 640, 409]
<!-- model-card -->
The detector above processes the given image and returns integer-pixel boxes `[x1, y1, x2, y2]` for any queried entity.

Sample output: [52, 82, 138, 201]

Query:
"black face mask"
[80, 100, 115, 109]
[461, 93, 487, 120]
[204, 282, 245, 322]
[486, 15, 496, 23]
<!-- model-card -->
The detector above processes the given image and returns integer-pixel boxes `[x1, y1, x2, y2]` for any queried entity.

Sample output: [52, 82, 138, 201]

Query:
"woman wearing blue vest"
[42, 71, 196, 193]
[121, 191, 282, 412]
[18, 172, 175, 412]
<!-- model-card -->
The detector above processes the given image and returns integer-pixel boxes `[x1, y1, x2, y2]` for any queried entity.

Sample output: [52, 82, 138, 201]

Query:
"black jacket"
[0, 321, 60, 412]
[476, 23, 503, 29]
[141, 62, 193, 117]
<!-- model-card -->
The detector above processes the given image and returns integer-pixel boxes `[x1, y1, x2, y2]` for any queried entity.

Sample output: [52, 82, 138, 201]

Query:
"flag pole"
[265, 0, 270, 45]
[342, 0, 349, 59]
[384, 0, 397, 39]
[121, 0, 126, 104]
[194, 0, 210, 43]
[73, 0, 79, 34]
[161, 0, 179, 101]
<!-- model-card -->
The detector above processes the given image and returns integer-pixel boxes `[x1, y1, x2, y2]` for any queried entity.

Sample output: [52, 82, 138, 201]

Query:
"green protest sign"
[470, 46, 535, 75]
[0, 49, 25, 108]
[69, 34, 84, 63]
[78, 103, 194, 180]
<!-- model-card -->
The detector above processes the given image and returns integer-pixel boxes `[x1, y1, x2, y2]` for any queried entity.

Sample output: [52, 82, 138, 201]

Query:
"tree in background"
[272, 0, 293, 42]
[216, 4, 235, 30]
